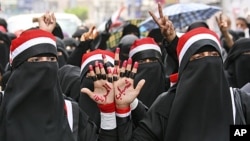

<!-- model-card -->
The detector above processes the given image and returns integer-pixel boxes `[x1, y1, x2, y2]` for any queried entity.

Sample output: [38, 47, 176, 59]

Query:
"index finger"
[158, 3, 164, 19]
[88, 26, 95, 34]
[149, 11, 161, 27]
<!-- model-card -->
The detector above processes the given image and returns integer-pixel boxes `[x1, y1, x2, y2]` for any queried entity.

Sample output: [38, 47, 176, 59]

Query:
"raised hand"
[81, 61, 115, 105]
[215, 13, 229, 34]
[215, 13, 234, 48]
[37, 12, 56, 33]
[80, 26, 99, 41]
[114, 58, 145, 109]
[149, 3, 176, 42]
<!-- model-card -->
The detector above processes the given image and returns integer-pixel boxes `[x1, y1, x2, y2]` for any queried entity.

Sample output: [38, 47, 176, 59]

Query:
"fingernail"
[89, 65, 93, 71]
[127, 58, 132, 65]
[122, 60, 127, 68]
[115, 48, 120, 54]
[133, 62, 138, 69]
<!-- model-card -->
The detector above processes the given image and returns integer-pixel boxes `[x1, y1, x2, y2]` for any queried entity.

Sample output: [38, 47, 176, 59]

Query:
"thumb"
[134, 79, 145, 94]
[81, 88, 93, 98]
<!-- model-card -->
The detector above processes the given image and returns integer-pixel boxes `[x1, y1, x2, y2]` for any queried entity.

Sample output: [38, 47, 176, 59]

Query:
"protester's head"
[129, 37, 167, 107]
[118, 34, 138, 63]
[0, 18, 8, 32]
[224, 38, 250, 88]
[129, 37, 162, 63]
[121, 24, 140, 38]
[63, 37, 78, 55]
[10, 29, 57, 69]
[56, 37, 69, 68]
[236, 17, 249, 31]
[177, 27, 222, 75]
[72, 26, 89, 41]
[147, 28, 164, 46]
[186, 21, 209, 32]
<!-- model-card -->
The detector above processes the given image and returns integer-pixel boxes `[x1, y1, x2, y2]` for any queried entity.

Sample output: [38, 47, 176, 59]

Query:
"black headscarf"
[224, 38, 250, 88]
[129, 37, 169, 107]
[121, 24, 140, 38]
[164, 27, 233, 141]
[56, 37, 69, 68]
[63, 37, 79, 55]
[58, 64, 81, 102]
[0, 29, 74, 141]
[0, 31, 11, 69]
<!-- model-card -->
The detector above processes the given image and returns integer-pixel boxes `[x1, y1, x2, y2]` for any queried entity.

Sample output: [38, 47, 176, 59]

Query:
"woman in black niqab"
[164, 27, 233, 141]
[0, 29, 75, 141]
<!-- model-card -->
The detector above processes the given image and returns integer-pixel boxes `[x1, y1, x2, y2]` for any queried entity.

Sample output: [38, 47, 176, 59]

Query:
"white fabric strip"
[116, 111, 131, 118]
[230, 87, 236, 124]
[130, 98, 139, 111]
[80, 54, 114, 72]
[129, 44, 161, 57]
[64, 100, 73, 131]
[178, 33, 221, 65]
[100, 112, 116, 130]
[11, 37, 56, 60]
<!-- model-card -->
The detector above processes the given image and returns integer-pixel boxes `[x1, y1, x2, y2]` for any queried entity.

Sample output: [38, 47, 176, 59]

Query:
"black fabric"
[178, 39, 221, 75]
[232, 88, 246, 125]
[186, 21, 209, 32]
[163, 36, 179, 77]
[134, 61, 168, 107]
[0, 31, 11, 69]
[131, 50, 162, 63]
[165, 46, 233, 141]
[121, 24, 140, 38]
[63, 37, 79, 55]
[56, 37, 69, 68]
[117, 85, 177, 141]
[72, 27, 88, 39]
[67, 40, 92, 67]
[224, 38, 250, 88]
[58, 64, 81, 102]
[80, 74, 100, 129]
[238, 88, 250, 124]
[52, 22, 64, 39]
[0, 62, 75, 141]
[119, 34, 138, 63]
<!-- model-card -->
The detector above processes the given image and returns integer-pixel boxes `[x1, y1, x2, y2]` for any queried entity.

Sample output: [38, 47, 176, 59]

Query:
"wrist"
[98, 102, 115, 113]
[116, 106, 131, 118]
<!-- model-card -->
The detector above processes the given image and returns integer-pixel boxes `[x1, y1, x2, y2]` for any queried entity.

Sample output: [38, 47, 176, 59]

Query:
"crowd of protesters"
[0, 3, 250, 141]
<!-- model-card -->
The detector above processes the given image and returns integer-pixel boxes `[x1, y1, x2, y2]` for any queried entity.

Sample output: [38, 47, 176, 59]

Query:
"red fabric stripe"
[116, 107, 130, 114]
[10, 29, 55, 52]
[98, 102, 115, 113]
[176, 27, 221, 58]
[81, 49, 115, 65]
[170, 73, 179, 83]
[130, 37, 158, 51]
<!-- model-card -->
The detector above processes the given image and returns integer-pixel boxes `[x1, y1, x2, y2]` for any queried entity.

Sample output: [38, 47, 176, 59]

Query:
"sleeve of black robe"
[116, 87, 176, 141]
[163, 36, 179, 76]
[239, 89, 250, 124]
